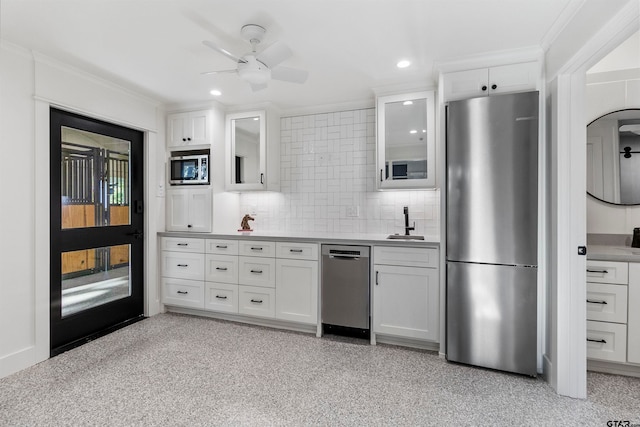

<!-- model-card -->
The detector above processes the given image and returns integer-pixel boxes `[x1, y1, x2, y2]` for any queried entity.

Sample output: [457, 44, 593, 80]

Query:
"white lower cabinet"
[587, 320, 627, 363]
[162, 277, 204, 309]
[205, 282, 238, 313]
[275, 258, 318, 324]
[373, 246, 439, 342]
[628, 263, 640, 364]
[239, 285, 276, 318]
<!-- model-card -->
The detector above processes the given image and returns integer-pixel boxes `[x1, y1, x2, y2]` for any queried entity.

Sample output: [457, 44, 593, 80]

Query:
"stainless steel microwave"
[169, 149, 209, 185]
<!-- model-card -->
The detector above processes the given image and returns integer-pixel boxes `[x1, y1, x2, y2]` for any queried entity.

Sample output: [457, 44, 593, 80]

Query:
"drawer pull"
[587, 299, 608, 305]
[177, 291, 188, 295]
[587, 338, 607, 344]
[216, 267, 228, 271]
[177, 264, 189, 267]
[290, 249, 303, 253]
[216, 295, 228, 300]
[177, 243, 188, 246]
[250, 269, 263, 274]
[216, 245, 228, 249]
[251, 247, 263, 251]
[587, 269, 609, 274]
[250, 299, 263, 304]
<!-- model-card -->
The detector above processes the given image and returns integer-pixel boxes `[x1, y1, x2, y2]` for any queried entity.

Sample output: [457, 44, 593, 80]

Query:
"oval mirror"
[587, 109, 640, 205]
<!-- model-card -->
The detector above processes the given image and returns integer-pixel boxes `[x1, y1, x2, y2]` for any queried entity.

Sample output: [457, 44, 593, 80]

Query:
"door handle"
[127, 230, 144, 239]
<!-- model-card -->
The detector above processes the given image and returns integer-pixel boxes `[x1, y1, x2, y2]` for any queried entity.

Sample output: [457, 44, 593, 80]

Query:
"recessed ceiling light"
[397, 60, 411, 69]
[410, 129, 418, 134]
[403, 100, 413, 106]
[210, 89, 222, 96]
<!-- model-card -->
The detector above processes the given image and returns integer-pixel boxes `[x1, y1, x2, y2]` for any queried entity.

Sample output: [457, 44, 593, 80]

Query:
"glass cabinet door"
[226, 110, 266, 191]
[376, 91, 436, 189]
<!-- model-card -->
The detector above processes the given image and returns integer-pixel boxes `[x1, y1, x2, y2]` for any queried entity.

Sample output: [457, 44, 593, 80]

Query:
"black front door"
[50, 108, 144, 355]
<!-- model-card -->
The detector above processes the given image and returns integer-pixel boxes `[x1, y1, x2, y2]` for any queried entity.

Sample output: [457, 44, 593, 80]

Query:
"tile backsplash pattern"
[239, 108, 440, 235]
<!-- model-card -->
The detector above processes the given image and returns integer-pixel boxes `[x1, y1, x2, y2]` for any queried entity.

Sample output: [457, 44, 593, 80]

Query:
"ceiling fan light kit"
[202, 23, 308, 91]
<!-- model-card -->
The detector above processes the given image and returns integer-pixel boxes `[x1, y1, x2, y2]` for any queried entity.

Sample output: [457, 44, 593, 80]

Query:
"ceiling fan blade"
[250, 83, 268, 92]
[271, 66, 308, 84]
[256, 41, 292, 68]
[200, 69, 237, 76]
[202, 40, 245, 64]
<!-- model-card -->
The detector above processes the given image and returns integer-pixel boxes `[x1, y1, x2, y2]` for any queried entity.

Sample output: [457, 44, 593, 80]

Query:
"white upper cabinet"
[376, 90, 436, 189]
[225, 109, 280, 192]
[442, 62, 538, 102]
[168, 110, 213, 147]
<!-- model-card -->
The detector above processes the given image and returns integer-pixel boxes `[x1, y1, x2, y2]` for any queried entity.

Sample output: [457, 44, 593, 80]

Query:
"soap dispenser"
[632, 228, 640, 248]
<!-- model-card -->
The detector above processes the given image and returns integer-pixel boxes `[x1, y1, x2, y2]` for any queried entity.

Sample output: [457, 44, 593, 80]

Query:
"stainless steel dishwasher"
[321, 245, 370, 337]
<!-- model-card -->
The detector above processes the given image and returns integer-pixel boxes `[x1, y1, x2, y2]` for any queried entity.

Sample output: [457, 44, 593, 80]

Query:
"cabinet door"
[166, 189, 190, 231]
[186, 110, 211, 145]
[373, 265, 439, 341]
[628, 263, 640, 364]
[226, 110, 267, 191]
[442, 68, 489, 101]
[488, 62, 538, 95]
[187, 189, 212, 232]
[168, 113, 187, 146]
[275, 259, 318, 324]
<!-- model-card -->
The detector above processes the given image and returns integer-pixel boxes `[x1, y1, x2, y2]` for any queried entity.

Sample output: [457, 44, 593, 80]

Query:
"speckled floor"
[1, 313, 639, 426]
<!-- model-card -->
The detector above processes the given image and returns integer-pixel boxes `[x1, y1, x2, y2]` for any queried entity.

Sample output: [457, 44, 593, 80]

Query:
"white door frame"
[550, 1, 639, 398]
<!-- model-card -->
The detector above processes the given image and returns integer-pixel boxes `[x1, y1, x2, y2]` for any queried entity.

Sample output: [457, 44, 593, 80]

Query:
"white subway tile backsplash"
[238, 108, 440, 235]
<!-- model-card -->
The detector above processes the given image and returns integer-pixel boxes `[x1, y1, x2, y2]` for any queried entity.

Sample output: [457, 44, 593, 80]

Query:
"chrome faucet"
[404, 206, 415, 236]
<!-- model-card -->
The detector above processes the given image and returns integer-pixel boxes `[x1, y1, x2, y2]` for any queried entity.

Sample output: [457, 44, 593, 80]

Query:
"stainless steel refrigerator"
[446, 91, 538, 376]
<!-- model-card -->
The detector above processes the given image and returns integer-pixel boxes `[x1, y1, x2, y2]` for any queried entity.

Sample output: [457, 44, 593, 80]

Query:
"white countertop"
[158, 230, 440, 246]
[588, 245, 640, 263]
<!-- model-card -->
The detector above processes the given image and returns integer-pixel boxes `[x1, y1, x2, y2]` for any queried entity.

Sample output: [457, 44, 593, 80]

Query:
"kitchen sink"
[386, 234, 425, 240]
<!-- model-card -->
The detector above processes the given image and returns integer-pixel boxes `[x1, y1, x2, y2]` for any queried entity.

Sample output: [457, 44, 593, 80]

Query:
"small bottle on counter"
[632, 227, 640, 248]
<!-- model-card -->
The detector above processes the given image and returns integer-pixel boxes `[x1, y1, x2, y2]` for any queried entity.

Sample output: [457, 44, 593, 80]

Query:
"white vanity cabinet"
[166, 188, 212, 233]
[161, 237, 205, 309]
[225, 109, 280, 192]
[275, 242, 319, 325]
[586, 260, 629, 363]
[442, 62, 538, 101]
[168, 109, 213, 147]
[627, 263, 640, 364]
[372, 246, 439, 342]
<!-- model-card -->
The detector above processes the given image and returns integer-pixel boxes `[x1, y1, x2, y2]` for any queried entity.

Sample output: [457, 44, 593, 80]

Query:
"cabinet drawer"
[162, 277, 204, 309]
[586, 282, 628, 323]
[586, 261, 628, 284]
[161, 251, 204, 280]
[238, 285, 275, 318]
[586, 320, 627, 363]
[206, 239, 239, 255]
[205, 254, 239, 284]
[239, 256, 276, 287]
[162, 237, 205, 253]
[205, 282, 238, 313]
[238, 240, 276, 258]
[276, 242, 319, 261]
[374, 246, 438, 268]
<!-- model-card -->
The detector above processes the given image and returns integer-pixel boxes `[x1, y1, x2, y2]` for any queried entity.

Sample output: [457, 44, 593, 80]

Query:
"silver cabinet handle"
[177, 291, 188, 295]
[587, 269, 609, 274]
[250, 269, 263, 274]
[290, 249, 303, 253]
[587, 299, 607, 305]
[216, 295, 227, 300]
[250, 299, 263, 304]
[216, 267, 228, 271]
[177, 264, 188, 267]
[587, 338, 607, 344]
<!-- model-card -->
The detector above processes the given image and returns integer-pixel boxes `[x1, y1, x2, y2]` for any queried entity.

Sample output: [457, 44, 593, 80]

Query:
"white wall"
[0, 42, 164, 378]
[586, 69, 640, 234]
[239, 109, 440, 236]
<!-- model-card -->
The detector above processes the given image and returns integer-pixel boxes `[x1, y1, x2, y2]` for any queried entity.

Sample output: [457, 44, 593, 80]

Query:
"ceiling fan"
[202, 24, 309, 91]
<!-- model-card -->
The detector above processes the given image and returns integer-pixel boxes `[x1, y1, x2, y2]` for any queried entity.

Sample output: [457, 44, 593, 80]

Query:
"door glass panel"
[61, 245, 131, 317]
[384, 98, 428, 180]
[61, 127, 130, 228]
[232, 116, 261, 184]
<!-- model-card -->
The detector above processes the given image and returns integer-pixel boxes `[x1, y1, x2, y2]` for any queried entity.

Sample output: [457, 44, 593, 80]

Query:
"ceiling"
[0, 0, 627, 112]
